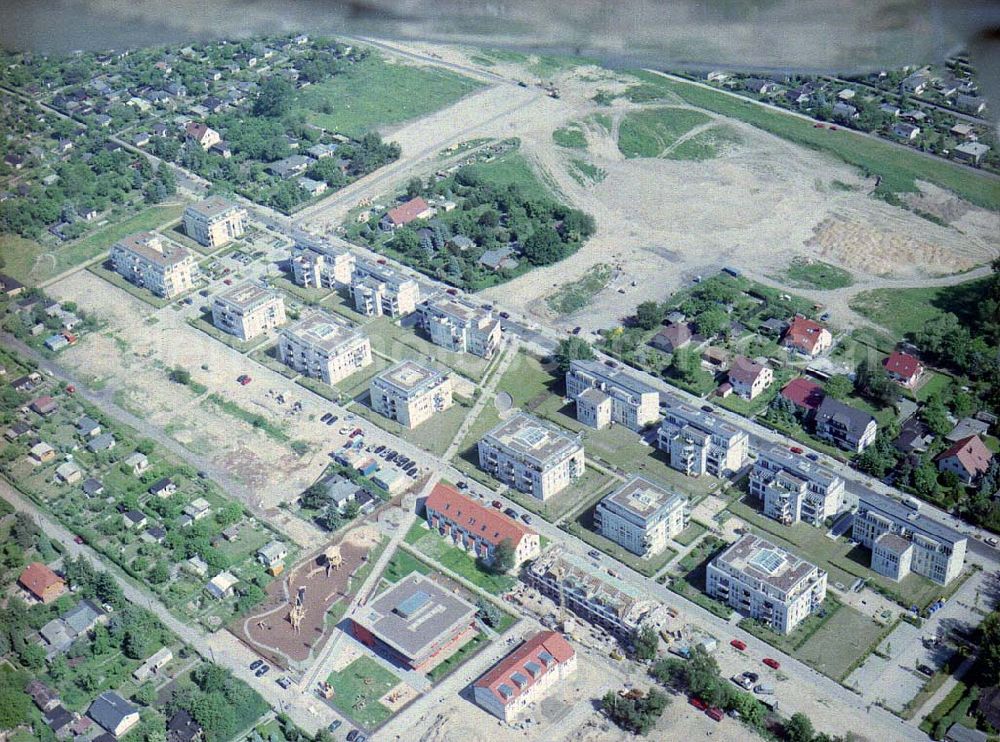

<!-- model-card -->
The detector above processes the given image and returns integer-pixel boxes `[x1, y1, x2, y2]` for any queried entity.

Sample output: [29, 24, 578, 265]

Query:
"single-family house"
[892, 122, 921, 140]
[814, 397, 877, 452]
[183, 498, 211, 521]
[257, 541, 287, 573]
[88, 691, 140, 738]
[77, 416, 102, 438]
[779, 378, 825, 415]
[936, 435, 993, 485]
[781, 316, 832, 356]
[479, 246, 519, 271]
[56, 461, 83, 484]
[30, 396, 59, 416]
[166, 710, 204, 742]
[184, 122, 221, 150]
[82, 478, 104, 497]
[205, 571, 239, 599]
[122, 510, 147, 529]
[30, 441, 57, 465]
[728, 356, 773, 400]
[650, 323, 692, 353]
[124, 452, 149, 476]
[883, 351, 924, 388]
[19, 562, 66, 604]
[87, 433, 116, 453]
[149, 477, 177, 498]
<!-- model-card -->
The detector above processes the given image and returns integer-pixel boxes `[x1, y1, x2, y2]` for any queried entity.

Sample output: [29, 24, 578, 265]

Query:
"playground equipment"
[324, 545, 342, 578]
[289, 586, 307, 632]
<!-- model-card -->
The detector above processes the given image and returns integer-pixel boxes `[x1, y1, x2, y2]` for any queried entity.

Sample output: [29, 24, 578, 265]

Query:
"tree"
[252, 76, 295, 118]
[522, 225, 565, 265]
[785, 712, 815, 742]
[824, 375, 853, 400]
[0, 670, 31, 730]
[854, 357, 896, 406]
[133, 682, 158, 706]
[633, 625, 659, 660]
[344, 500, 361, 520]
[405, 177, 423, 199]
[492, 538, 516, 574]
[168, 366, 191, 385]
[695, 308, 729, 338]
[978, 610, 1000, 685]
[301, 481, 329, 510]
[476, 598, 503, 628]
[635, 301, 661, 331]
[554, 337, 594, 373]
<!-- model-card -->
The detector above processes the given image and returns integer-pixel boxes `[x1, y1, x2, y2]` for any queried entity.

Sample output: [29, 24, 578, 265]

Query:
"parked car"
[754, 684, 775, 695]
[277, 677, 292, 689]
[588, 550, 601, 560]
[346, 730, 359, 742]
[499, 311, 510, 319]
[522, 513, 533, 524]
[66, 385, 75, 393]
[386, 452, 398, 463]
[762, 658, 780, 670]
[325, 416, 337, 426]
[327, 721, 342, 732]
[730, 639, 747, 651]
[492, 500, 503, 509]
[250, 659, 263, 670]
[321, 413, 333, 423]
[789, 447, 803, 455]
[689, 697, 708, 711]
[700, 405, 714, 413]
[456, 481, 468, 490]
[503, 507, 518, 519]
[806, 452, 819, 461]
[707, 707, 724, 722]
[255, 665, 270, 677]
[375, 445, 385, 454]
[73, 535, 84, 544]
[916, 664, 935, 677]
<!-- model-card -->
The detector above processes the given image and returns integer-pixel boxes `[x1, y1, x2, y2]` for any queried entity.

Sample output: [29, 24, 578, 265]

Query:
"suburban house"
[87, 433, 116, 453]
[727, 356, 774, 400]
[30, 396, 59, 416]
[473, 631, 577, 722]
[954, 142, 990, 165]
[383, 196, 435, 229]
[88, 691, 140, 738]
[424, 482, 541, 567]
[650, 323, 692, 353]
[781, 316, 832, 357]
[29, 441, 56, 465]
[883, 351, 924, 388]
[184, 122, 221, 150]
[257, 541, 288, 574]
[814, 397, 878, 452]
[780, 377, 825, 415]
[149, 478, 177, 498]
[19, 562, 66, 604]
[936, 435, 993, 485]
[124, 451, 149, 476]
[166, 710, 204, 742]
[56, 461, 83, 484]
[206, 571, 239, 599]
[77, 416, 102, 438]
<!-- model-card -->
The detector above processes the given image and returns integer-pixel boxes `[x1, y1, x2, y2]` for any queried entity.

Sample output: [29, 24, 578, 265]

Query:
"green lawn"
[326, 656, 400, 729]
[546, 263, 613, 314]
[427, 632, 486, 682]
[849, 278, 991, 339]
[382, 547, 431, 583]
[1, 203, 186, 285]
[410, 532, 516, 593]
[552, 124, 588, 149]
[673, 521, 708, 547]
[350, 392, 472, 457]
[364, 316, 490, 381]
[459, 150, 554, 202]
[780, 257, 854, 290]
[795, 606, 893, 681]
[567, 158, 607, 186]
[617, 107, 712, 158]
[296, 56, 483, 137]
[640, 73, 1000, 209]
[664, 124, 743, 161]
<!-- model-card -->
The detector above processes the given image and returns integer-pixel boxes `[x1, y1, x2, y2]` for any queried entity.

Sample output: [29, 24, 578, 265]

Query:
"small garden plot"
[326, 656, 402, 729]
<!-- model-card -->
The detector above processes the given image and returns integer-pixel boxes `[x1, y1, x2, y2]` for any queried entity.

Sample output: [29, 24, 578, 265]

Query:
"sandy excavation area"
[45, 270, 337, 508]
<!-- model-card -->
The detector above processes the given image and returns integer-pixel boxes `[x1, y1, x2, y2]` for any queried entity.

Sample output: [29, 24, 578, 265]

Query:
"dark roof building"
[814, 397, 877, 453]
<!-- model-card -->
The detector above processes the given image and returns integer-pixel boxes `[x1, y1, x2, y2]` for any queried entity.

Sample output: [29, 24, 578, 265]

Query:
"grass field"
[427, 632, 486, 682]
[641, 73, 1000, 208]
[297, 56, 483, 137]
[552, 124, 588, 149]
[793, 604, 891, 680]
[617, 107, 712, 158]
[365, 317, 490, 381]
[567, 158, 607, 185]
[326, 656, 400, 728]
[545, 263, 613, 314]
[780, 257, 854, 290]
[459, 150, 554, 202]
[665, 124, 743, 161]
[382, 547, 431, 583]
[2, 203, 186, 285]
[849, 277, 990, 339]
[410, 530, 516, 593]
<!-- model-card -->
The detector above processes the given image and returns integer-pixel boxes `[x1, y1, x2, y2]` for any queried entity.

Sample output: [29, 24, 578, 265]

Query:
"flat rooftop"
[214, 281, 278, 310]
[373, 359, 447, 396]
[422, 296, 495, 328]
[662, 400, 744, 440]
[483, 413, 581, 467]
[282, 311, 363, 352]
[354, 260, 416, 289]
[570, 359, 659, 397]
[185, 195, 241, 219]
[715, 533, 821, 595]
[600, 475, 685, 521]
[114, 232, 191, 267]
[857, 489, 965, 546]
[758, 448, 841, 488]
[354, 573, 476, 661]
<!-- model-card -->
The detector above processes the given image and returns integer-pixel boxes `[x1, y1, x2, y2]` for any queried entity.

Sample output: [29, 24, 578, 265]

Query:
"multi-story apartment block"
[707, 533, 828, 635]
[657, 402, 749, 477]
[852, 490, 966, 585]
[290, 245, 356, 289]
[473, 631, 577, 722]
[594, 476, 689, 557]
[278, 312, 372, 385]
[351, 261, 420, 317]
[370, 360, 453, 428]
[182, 196, 246, 248]
[566, 360, 659, 432]
[424, 483, 540, 568]
[751, 449, 846, 527]
[417, 296, 501, 359]
[478, 413, 585, 501]
[109, 232, 196, 299]
[211, 282, 286, 341]
[523, 547, 669, 638]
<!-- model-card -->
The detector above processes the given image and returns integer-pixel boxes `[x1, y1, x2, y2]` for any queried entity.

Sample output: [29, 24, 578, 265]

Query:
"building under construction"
[523, 547, 669, 639]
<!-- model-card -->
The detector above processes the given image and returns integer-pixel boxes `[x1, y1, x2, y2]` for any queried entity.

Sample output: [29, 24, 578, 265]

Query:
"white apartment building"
[351, 261, 420, 317]
[370, 359, 453, 428]
[752, 449, 846, 527]
[278, 312, 372, 385]
[566, 360, 659, 432]
[290, 246, 356, 289]
[417, 296, 501, 359]
[707, 533, 828, 635]
[658, 401, 749, 477]
[109, 232, 196, 299]
[478, 413, 584, 501]
[211, 282, 286, 341]
[182, 196, 246, 248]
[595, 476, 689, 557]
[852, 490, 966, 585]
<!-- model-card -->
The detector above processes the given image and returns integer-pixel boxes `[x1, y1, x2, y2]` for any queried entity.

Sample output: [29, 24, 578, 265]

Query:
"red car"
[707, 707, 724, 722]
[789, 446, 804, 455]
[238, 375, 252, 386]
[730, 639, 747, 651]
[689, 697, 707, 711]
[446, 288, 458, 296]
[829, 125, 838, 131]
[349, 428, 363, 438]
[73, 535, 84, 544]
[813, 123, 825, 128]
[66, 385, 76, 394]
[224, 278, 233, 285]
[763, 658, 780, 670]
[491, 500, 503, 509]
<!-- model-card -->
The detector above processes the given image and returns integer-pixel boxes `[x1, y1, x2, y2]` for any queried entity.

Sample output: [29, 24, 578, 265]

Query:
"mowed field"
[296, 56, 483, 138]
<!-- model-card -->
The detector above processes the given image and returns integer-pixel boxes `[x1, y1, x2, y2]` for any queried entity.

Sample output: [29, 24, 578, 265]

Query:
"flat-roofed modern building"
[852, 490, 966, 585]
[752, 449, 846, 527]
[109, 232, 196, 298]
[473, 631, 577, 722]
[290, 246, 355, 289]
[182, 196, 246, 248]
[211, 282, 286, 341]
[707, 533, 828, 635]
[595, 476, 689, 557]
[417, 296, 501, 359]
[566, 360, 659, 431]
[478, 413, 584, 501]
[657, 402, 749, 477]
[351, 261, 420, 317]
[349, 572, 477, 672]
[370, 359, 453, 428]
[278, 311, 372, 385]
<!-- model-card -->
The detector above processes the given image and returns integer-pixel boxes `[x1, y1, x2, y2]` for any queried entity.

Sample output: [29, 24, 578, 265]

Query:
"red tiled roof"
[780, 378, 825, 411]
[883, 351, 923, 379]
[185, 122, 211, 141]
[387, 197, 430, 226]
[475, 631, 574, 705]
[936, 435, 993, 478]
[18, 562, 64, 599]
[426, 483, 534, 549]
[781, 316, 829, 353]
